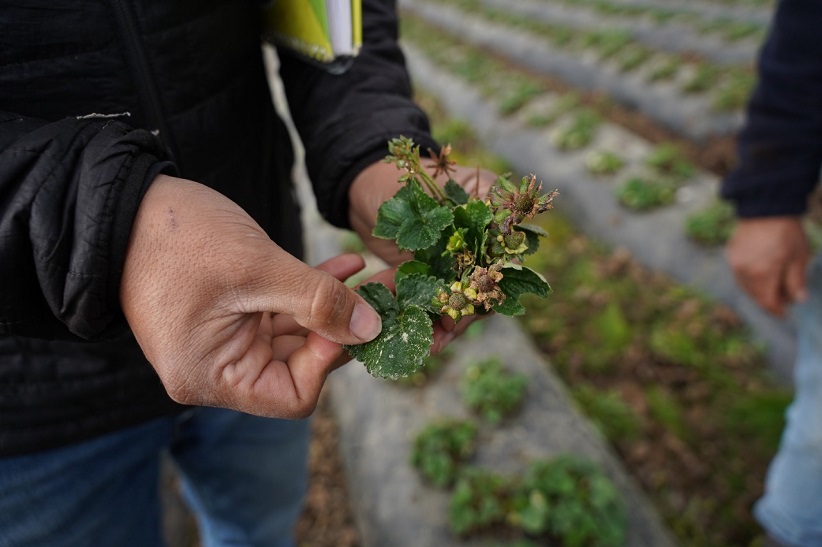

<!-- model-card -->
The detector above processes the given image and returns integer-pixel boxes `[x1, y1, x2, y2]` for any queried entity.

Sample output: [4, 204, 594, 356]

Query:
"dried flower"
[488, 174, 559, 234]
[426, 144, 457, 179]
[469, 264, 505, 310]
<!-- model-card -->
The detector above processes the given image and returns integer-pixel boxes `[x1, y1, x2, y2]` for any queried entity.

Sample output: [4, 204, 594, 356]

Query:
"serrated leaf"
[396, 205, 454, 251]
[396, 273, 444, 314]
[373, 184, 414, 240]
[444, 179, 469, 205]
[345, 283, 434, 379]
[454, 199, 493, 257]
[494, 264, 551, 316]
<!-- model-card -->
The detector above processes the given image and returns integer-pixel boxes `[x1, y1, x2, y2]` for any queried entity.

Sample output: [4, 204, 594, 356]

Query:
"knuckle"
[306, 275, 350, 328]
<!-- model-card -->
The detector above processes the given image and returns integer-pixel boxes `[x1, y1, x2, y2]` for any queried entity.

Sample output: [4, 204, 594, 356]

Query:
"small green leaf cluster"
[584, 150, 625, 176]
[346, 137, 557, 379]
[616, 177, 676, 211]
[460, 357, 528, 424]
[684, 199, 736, 247]
[410, 419, 478, 488]
[509, 457, 626, 547]
[409, 353, 625, 543]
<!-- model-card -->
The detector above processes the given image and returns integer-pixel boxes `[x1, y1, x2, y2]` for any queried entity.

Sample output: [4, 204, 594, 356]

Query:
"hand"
[347, 156, 498, 349]
[725, 216, 811, 317]
[120, 175, 382, 418]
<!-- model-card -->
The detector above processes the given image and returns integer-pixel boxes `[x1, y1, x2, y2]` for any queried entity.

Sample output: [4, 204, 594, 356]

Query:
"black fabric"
[721, 0, 822, 217]
[0, 0, 437, 455]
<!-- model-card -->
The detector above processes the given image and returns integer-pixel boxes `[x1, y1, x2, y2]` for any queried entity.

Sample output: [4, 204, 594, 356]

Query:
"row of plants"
[532, 0, 770, 44]
[409, 354, 627, 546]
[402, 15, 738, 248]
[413, 100, 793, 546]
[428, 0, 758, 114]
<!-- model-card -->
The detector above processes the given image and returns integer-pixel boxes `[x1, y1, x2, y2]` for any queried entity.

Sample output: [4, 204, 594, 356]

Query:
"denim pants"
[0, 407, 309, 547]
[755, 253, 822, 546]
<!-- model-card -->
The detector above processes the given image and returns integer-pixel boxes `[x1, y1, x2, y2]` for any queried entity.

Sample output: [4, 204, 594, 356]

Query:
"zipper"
[109, 0, 179, 166]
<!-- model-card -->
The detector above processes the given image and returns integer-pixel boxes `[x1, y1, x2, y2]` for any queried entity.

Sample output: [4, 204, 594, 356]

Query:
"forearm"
[0, 111, 172, 340]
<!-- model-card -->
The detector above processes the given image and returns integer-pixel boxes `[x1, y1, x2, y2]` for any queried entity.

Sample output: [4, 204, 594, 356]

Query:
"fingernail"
[350, 303, 382, 342]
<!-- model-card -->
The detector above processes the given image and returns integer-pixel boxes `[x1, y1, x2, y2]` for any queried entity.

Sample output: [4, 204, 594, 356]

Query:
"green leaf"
[345, 283, 434, 379]
[373, 184, 414, 240]
[396, 206, 454, 251]
[453, 199, 493, 257]
[444, 179, 469, 205]
[397, 273, 445, 314]
[395, 260, 431, 284]
[414, 231, 457, 281]
[495, 264, 551, 316]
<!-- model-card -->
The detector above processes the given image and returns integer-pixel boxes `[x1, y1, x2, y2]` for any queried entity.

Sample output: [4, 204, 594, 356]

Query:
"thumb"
[256, 252, 382, 345]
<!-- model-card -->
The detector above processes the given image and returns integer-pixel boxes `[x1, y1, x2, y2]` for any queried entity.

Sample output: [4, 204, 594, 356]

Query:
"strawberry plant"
[410, 419, 478, 488]
[448, 466, 511, 535]
[460, 357, 528, 424]
[345, 137, 557, 379]
[509, 456, 626, 547]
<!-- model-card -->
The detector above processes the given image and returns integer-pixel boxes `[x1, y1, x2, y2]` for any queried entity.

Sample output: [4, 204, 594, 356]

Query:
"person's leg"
[170, 407, 310, 547]
[755, 254, 822, 546]
[0, 417, 173, 547]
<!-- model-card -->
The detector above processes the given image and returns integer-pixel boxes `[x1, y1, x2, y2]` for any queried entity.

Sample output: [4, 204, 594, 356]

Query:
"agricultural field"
[326, 0, 802, 545]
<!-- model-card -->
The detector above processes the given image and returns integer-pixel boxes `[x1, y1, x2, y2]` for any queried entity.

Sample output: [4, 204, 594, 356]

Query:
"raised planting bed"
[400, 40, 796, 381]
[400, 0, 754, 141]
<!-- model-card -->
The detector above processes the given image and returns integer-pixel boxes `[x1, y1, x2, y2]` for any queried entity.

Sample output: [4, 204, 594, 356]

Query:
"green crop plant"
[616, 177, 676, 211]
[410, 419, 478, 488]
[585, 150, 625, 176]
[646, 56, 681, 83]
[645, 143, 695, 180]
[345, 137, 556, 379]
[448, 467, 511, 535]
[509, 456, 626, 547]
[460, 357, 528, 423]
[552, 109, 601, 151]
[685, 199, 736, 246]
[499, 81, 546, 116]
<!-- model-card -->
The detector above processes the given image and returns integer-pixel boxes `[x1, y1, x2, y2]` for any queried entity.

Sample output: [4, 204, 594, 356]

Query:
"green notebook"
[263, 0, 362, 74]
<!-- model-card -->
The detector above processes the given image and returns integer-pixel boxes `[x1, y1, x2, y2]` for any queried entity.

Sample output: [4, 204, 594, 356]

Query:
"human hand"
[725, 216, 811, 317]
[120, 175, 382, 418]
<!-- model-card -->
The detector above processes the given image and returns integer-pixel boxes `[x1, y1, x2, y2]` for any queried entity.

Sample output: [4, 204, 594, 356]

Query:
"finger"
[227, 332, 343, 418]
[783, 258, 810, 306]
[269, 254, 370, 337]
[314, 253, 367, 281]
[254, 251, 382, 345]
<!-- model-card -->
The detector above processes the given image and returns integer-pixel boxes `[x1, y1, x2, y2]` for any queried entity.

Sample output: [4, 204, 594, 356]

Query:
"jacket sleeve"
[720, 0, 822, 218]
[277, 0, 440, 229]
[0, 111, 173, 341]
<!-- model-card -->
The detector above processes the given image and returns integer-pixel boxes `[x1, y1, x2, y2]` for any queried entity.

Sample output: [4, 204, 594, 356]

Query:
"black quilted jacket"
[0, 0, 438, 456]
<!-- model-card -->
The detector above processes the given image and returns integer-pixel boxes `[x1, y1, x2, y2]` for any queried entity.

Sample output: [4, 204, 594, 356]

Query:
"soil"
[295, 392, 361, 547]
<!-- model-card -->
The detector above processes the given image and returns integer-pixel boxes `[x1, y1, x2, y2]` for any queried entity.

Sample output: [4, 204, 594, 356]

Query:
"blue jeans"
[0, 407, 309, 547]
[755, 253, 822, 546]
